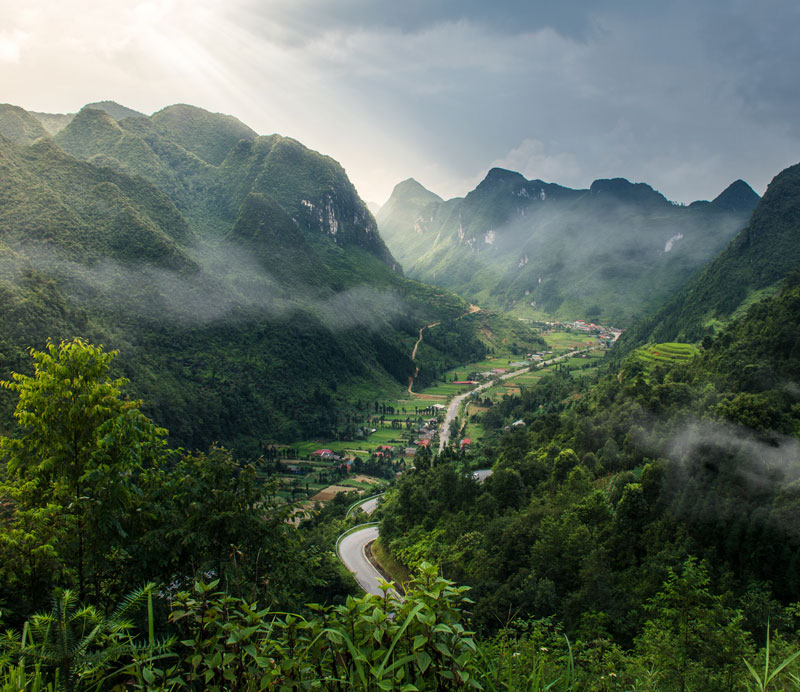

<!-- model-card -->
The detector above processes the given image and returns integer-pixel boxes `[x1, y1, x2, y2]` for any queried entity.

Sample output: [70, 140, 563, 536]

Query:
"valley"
[264, 318, 615, 512]
[0, 96, 799, 691]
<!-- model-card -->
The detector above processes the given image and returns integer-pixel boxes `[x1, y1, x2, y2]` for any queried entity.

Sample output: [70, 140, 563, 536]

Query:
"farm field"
[277, 324, 612, 508]
[634, 342, 700, 368]
[543, 330, 601, 352]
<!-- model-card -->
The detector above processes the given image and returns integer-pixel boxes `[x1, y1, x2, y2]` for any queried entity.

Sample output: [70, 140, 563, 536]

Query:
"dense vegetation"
[2, 322, 800, 689]
[619, 162, 800, 349]
[0, 340, 348, 623]
[375, 277, 800, 688]
[377, 170, 758, 325]
[0, 103, 547, 456]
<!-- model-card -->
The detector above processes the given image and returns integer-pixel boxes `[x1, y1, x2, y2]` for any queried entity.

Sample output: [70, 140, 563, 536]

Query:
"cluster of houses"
[543, 320, 623, 345]
[308, 407, 452, 468]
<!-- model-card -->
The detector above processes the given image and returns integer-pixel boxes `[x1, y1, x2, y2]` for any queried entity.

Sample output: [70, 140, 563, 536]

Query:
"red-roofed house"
[312, 449, 338, 460]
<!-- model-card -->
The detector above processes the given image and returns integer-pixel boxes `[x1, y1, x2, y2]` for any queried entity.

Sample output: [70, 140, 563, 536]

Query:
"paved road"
[345, 493, 383, 519]
[438, 346, 598, 451]
[338, 526, 388, 596]
[357, 495, 381, 515]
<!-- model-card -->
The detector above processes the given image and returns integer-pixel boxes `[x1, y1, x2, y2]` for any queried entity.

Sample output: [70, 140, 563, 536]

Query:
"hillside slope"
[0, 102, 538, 455]
[619, 162, 800, 348]
[379, 170, 758, 325]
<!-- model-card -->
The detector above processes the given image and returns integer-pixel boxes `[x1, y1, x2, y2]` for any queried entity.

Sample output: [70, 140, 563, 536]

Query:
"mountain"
[0, 102, 545, 455]
[376, 178, 446, 270]
[82, 100, 147, 121]
[50, 106, 396, 263]
[619, 162, 800, 348]
[378, 169, 759, 325]
[151, 103, 257, 165]
[0, 104, 49, 145]
[710, 179, 762, 213]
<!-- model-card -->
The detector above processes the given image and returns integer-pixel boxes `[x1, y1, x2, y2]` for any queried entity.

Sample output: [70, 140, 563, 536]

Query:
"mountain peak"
[481, 167, 526, 186]
[0, 103, 49, 145]
[151, 104, 257, 165]
[589, 178, 669, 206]
[388, 178, 443, 204]
[54, 106, 126, 159]
[81, 101, 146, 121]
[710, 179, 760, 214]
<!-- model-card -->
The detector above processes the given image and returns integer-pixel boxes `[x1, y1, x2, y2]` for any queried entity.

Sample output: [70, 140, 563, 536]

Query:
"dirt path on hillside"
[407, 305, 482, 395]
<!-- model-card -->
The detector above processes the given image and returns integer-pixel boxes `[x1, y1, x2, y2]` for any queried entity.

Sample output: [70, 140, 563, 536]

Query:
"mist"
[394, 177, 751, 324]
[11, 238, 406, 333]
[667, 418, 800, 489]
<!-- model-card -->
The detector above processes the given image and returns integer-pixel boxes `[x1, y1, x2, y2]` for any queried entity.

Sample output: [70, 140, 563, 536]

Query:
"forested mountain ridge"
[0, 101, 541, 454]
[0, 103, 49, 145]
[619, 161, 800, 349]
[378, 168, 759, 325]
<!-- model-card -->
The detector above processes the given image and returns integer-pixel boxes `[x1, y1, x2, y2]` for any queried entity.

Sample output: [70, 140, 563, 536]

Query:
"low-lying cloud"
[12, 240, 406, 332]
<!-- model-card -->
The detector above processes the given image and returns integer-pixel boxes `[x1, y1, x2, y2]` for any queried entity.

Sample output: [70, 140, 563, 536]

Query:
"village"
[262, 321, 619, 511]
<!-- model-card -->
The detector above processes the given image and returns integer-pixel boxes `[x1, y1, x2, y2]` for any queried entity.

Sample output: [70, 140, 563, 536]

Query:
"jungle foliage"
[0, 339, 348, 627]
[0, 103, 546, 455]
[376, 278, 800, 689]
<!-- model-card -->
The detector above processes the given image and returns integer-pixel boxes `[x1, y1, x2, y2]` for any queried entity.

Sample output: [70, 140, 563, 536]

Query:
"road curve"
[357, 495, 381, 516]
[338, 526, 387, 596]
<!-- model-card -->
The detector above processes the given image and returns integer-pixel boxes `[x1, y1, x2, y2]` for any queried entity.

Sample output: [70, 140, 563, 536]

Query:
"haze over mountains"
[620, 161, 800, 349]
[0, 100, 547, 454]
[0, 96, 796, 459]
[378, 169, 759, 325]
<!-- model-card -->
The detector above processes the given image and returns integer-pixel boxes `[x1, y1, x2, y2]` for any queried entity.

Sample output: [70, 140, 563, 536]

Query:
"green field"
[634, 342, 700, 366]
[542, 330, 599, 352]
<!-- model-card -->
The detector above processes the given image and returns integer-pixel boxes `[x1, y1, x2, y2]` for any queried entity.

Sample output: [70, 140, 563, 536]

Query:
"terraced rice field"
[635, 342, 700, 365]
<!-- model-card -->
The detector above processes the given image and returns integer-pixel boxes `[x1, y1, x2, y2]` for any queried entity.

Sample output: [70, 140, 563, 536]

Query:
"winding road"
[438, 346, 600, 451]
[338, 525, 386, 596]
[338, 497, 401, 597]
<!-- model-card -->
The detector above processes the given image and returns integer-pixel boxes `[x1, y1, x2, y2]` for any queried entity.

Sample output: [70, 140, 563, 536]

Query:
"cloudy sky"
[2, 0, 799, 206]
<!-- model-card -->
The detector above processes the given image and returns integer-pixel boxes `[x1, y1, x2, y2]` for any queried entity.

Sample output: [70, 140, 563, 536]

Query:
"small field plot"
[543, 331, 597, 352]
[419, 381, 474, 397]
[635, 342, 700, 367]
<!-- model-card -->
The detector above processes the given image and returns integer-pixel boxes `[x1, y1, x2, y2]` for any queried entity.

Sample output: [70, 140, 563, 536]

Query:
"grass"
[461, 418, 487, 443]
[370, 538, 412, 585]
[543, 330, 597, 351]
[635, 342, 700, 366]
[418, 382, 473, 396]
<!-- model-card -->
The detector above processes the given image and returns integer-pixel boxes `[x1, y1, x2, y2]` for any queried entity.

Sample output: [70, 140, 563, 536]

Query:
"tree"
[0, 339, 168, 605]
[635, 558, 749, 692]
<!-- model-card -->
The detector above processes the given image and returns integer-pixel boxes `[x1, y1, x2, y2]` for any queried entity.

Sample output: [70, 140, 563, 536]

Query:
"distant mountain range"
[0, 101, 544, 454]
[619, 161, 800, 349]
[378, 169, 760, 325]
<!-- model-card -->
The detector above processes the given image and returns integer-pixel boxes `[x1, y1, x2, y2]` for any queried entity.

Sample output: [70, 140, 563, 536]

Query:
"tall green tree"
[0, 338, 168, 608]
[635, 558, 750, 692]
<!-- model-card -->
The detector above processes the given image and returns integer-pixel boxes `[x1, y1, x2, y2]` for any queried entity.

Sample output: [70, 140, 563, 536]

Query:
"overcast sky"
[2, 0, 799, 206]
